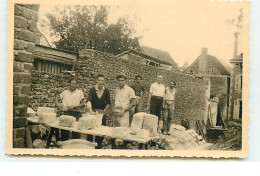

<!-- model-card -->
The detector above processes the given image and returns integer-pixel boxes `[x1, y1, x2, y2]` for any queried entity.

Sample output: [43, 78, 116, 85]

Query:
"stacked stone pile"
[151, 124, 206, 150]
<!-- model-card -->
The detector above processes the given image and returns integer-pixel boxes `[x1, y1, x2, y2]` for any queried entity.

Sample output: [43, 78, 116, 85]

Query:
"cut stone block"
[143, 114, 158, 137]
[37, 107, 56, 114]
[59, 115, 75, 127]
[111, 127, 128, 137]
[136, 129, 150, 139]
[38, 113, 56, 124]
[77, 116, 96, 130]
[131, 112, 146, 130]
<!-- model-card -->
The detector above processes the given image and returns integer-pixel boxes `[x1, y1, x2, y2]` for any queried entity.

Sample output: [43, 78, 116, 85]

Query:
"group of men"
[55, 73, 177, 148]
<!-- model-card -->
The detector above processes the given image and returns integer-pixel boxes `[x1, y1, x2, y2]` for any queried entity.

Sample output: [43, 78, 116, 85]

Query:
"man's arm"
[55, 95, 62, 108]
[122, 98, 136, 112]
[147, 84, 153, 107]
[103, 89, 111, 114]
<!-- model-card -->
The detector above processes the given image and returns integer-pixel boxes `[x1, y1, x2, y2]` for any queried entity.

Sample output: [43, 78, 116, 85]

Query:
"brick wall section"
[13, 4, 39, 148]
[30, 49, 207, 130]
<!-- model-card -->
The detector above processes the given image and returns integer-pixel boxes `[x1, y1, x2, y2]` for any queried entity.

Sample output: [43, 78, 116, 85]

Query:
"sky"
[38, 0, 248, 67]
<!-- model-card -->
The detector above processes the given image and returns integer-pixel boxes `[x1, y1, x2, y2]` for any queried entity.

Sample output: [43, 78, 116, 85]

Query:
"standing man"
[86, 74, 111, 149]
[113, 74, 136, 127]
[111, 74, 136, 149]
[131, 75, 145, 113]
[148, 75, 165, 131]
[162, 81, 177, 135]
[55, 78, 86, 141]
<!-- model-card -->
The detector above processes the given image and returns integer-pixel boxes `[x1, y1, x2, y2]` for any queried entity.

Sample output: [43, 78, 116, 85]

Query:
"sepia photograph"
[6, 0, 249, 158]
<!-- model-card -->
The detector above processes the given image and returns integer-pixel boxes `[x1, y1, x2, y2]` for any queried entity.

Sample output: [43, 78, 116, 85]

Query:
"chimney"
[199, 48, 208, 73]
[233, 32, 239, 58]
[201, 48, 208, 56]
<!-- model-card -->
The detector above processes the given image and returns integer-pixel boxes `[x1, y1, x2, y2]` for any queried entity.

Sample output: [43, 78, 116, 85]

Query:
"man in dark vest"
[87, 74, 111, 149]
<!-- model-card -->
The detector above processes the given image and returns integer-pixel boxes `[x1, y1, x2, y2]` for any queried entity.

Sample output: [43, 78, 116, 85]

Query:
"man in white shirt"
[113, 74, 136, 127]
[55, 78, 86, 141]
[148, 75, 165, 124]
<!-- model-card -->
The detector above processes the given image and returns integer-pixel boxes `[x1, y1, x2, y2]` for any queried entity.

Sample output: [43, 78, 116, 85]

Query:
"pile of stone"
[151, 124, 206, 150]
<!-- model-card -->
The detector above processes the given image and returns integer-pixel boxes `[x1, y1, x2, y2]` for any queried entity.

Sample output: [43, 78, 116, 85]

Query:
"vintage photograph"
[6, 0, 249, 157]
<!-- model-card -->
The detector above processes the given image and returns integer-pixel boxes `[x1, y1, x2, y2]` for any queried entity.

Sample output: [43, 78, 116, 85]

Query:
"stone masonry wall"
[30, 49, 207, 130]
[13, 4, 39, 148]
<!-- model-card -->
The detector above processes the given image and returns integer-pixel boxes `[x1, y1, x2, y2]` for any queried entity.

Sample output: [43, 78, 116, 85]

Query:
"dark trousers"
[150, 96, 163, 119]
[86, 113, 107, 149]
[60, 111, 82, 141]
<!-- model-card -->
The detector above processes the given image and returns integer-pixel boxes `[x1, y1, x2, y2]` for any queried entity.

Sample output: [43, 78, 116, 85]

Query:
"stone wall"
[30, 49, 207, 130]
[13, 4, 39, 148]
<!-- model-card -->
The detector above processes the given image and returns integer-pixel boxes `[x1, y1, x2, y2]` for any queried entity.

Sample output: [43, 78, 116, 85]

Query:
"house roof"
[185, 54, 231, 76]
[141, 46, 179, 69]
[230, 53, 243, 63]
[117, 46, 179, 69]
[117, 49, 172, 66]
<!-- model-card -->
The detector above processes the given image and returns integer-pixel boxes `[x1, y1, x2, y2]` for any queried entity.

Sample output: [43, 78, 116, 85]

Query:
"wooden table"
[26, 116, 157, 149]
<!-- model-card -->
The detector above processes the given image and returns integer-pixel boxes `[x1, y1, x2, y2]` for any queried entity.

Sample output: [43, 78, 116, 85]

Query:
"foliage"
[225, 8, 244, 30]
[40, 5, 141, 54]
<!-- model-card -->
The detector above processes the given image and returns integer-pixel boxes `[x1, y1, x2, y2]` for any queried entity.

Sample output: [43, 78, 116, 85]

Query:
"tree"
[225, 8, 244, 30]
[40, 5, 141, 55]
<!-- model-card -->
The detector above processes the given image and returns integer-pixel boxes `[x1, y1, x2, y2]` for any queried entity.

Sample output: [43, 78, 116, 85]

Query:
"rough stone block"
[13, 138, 25, 148]
[20, 5, 38, 21]
[14, 16, 28, 29]
[24, 63, 33, 73]
[28, 20, 37, 32]
[13, 116, 27, 128]
[13, 72, 31, 84]
[14, 39, 27, 50]
[31, 4, 40, 12]
[13, 127, 26, 138]
[14, 28, 21, 39]
[18, 29, 36, 43]
[17, 106, 28, 117]
[21, 84, 30, 95]
[13, 95, 18, 106]
[18, 95, 30, 106]
[25, 42, 35, 53]
[13, 61, 24, 72]
[13, 85, 20, 95]
[14, 4, 22, 16]
[16, 4, 32, 9]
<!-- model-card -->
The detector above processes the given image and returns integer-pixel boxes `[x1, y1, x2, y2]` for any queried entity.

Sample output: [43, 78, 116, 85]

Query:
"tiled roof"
[141, 46, 179, 69]
[185, 54, 231, 76]
[117, 46, 179, 69]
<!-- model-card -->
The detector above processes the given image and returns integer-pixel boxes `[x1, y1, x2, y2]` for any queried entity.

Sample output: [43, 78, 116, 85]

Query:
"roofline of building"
[230, 59, 243, 63]
[35, 44, 78, 56]
[184, 54, 231, 75]
[116, 49, 172, 66]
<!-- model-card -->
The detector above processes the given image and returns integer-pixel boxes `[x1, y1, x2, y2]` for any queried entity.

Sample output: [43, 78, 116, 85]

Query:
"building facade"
[229, 53, 243, 120]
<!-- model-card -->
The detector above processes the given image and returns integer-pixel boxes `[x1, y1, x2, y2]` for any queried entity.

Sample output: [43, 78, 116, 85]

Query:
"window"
[190, 69, 194, 75]
[34, 59, 72, 74]
[239, 100, 242, 119]
[235, 74, 242, 91]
